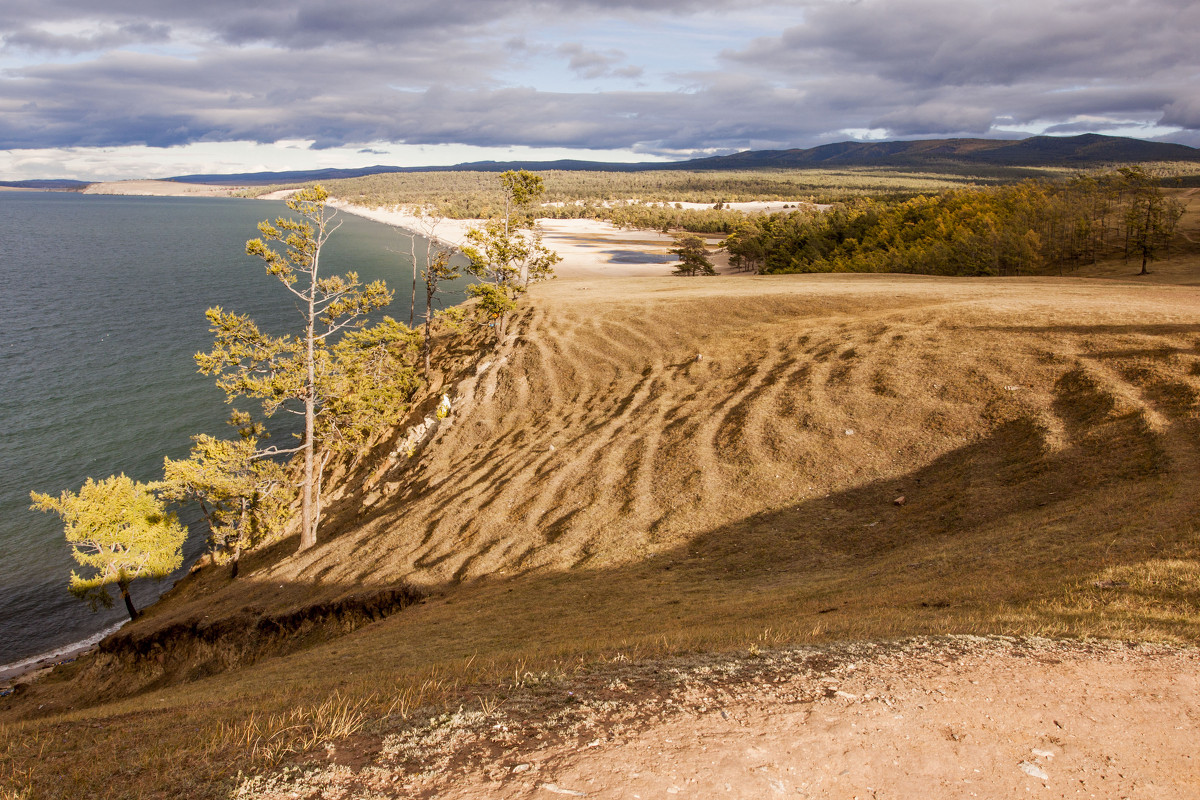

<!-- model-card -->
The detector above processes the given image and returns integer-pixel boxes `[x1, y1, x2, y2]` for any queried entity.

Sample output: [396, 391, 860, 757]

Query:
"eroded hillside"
[5, 272, 1200, 799]
[266, 273, 1200, 594]
[49, 273, 1198, 683]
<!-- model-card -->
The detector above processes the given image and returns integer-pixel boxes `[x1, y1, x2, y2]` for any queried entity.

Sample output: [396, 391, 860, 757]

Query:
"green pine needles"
[32, 184, 434, 621]
[31, 475, 186, 620]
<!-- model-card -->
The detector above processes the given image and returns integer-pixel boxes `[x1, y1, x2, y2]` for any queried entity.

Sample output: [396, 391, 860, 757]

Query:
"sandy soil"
[285, 273, 1200, 592]
[235, 636, 1200, 799]
[327, 200, 701, 278]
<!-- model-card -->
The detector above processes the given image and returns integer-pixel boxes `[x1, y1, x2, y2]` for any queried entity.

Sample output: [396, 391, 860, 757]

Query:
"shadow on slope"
[11, 367, 1198, 715]
[5, 347, 1200, 800]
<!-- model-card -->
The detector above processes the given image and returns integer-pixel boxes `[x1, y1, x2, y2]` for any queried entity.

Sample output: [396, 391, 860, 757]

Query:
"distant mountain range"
[3, 134, 1197, 189]
[680, 134, 1200, 169]
[0, 179, 91, 190]
[164, 134, 1200, 185]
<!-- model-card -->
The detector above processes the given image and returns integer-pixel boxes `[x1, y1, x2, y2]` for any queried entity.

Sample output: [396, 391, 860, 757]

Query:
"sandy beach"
[324, 199, 730, 278]
[66, 184, 733, 277]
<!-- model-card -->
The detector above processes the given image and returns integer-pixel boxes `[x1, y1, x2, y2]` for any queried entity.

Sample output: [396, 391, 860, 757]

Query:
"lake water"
[0, 192, 467, 668]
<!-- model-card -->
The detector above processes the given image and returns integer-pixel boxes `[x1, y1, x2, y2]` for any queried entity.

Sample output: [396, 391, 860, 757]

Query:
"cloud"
[870, 102, 995, 137]
[723, 0, 1200, 138]
[1160, 93, 1200, 130]
[0, 0, 737, 50]
[0, 0, 1197, 165]
[556, 43, 642, 80]
[2, 21, 170, 53]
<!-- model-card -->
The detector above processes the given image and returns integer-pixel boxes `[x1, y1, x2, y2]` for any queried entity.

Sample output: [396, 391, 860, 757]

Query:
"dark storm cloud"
[724, 0, 1200, 141]
[0, 0, 1196, 156]
[3, 21, 169, 53]
[0, 0, 729, 50]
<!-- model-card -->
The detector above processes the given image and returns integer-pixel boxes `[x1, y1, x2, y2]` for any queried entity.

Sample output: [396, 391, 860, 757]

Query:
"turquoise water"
[0, 192, 467, 665]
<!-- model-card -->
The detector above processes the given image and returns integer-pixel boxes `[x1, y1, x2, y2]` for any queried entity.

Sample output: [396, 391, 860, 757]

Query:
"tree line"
[722, 168, 1186, 277]
[31, 175, 557, 620]
[248, 166, 1021, 217]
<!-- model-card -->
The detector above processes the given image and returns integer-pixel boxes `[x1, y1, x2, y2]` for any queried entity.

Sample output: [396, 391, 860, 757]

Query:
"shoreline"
[323, 200, 727, 279]
[0, 621, 125, 689]
[72, 183, 743, 277]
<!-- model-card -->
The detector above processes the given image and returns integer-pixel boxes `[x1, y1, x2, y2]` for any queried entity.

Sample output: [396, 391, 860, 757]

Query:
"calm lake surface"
[0, 192, 467, 667]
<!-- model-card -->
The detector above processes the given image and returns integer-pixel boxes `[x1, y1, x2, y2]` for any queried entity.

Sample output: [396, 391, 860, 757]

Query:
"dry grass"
[215, 691, 372, 766]
[5, 241, 1200, 796]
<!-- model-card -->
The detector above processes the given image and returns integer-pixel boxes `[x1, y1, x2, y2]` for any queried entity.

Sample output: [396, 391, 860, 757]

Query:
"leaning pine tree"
[30, 474, 186, 620]
[195, 186, 397, 552]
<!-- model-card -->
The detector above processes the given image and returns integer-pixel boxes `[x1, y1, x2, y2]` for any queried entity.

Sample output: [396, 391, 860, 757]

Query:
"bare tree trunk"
[118, 576, 139, 621]
[424, 288, 433, 381]
[409, 235, 418, 327]
[301, 300, 317, 550]
[313, 450, 332, 539]
[1139, 200, 1152, 275]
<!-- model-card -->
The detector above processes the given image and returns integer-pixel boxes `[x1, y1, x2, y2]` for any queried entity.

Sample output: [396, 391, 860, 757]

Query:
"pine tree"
[31, 475, 186, 620]
[671, 235, 716, 276]
[196, 185, 402, 551]
[461, 171, 560, 342]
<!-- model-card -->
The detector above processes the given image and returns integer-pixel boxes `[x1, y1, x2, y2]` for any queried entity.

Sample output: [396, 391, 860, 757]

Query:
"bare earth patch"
[235, 636, 1199, 799]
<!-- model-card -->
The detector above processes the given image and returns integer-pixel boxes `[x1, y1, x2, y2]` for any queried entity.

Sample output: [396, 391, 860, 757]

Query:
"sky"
[1, 0, 1197, 181]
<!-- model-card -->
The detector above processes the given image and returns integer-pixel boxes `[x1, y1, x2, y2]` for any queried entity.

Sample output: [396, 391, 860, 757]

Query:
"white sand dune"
[327, 199, 703, 279]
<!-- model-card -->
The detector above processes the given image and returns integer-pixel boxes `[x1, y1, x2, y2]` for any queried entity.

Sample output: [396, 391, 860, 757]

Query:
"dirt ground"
[234, 636, 1200, 799]
[6, 192, 1200, 800]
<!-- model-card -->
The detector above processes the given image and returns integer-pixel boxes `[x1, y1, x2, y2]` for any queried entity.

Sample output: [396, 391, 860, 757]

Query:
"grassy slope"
[4, 204, 1200, 798]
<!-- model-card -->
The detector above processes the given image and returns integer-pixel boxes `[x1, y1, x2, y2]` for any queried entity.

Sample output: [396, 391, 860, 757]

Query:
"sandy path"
[498, 646, 1198, 800]
[235, 637, 1200, 799]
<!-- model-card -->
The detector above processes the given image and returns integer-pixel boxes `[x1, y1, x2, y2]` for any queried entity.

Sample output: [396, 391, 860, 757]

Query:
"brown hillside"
[328, 273, 1200, 585]
[5, 270, 1200, 798]
[84, 274, 1200, 655]
[51, 271, 1200, 689]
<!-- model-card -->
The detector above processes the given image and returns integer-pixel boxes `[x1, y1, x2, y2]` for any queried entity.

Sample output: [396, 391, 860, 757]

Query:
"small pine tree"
[158, 417, 293, 579]
[31, 475, 186, 620]
[671, 235, 716, 276]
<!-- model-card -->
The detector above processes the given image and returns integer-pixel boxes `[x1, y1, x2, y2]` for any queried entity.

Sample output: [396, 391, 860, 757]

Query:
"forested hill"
[681, 134, 1200, 169]
[166, 134, 1200, 186]
[0, 179, 90, 190]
